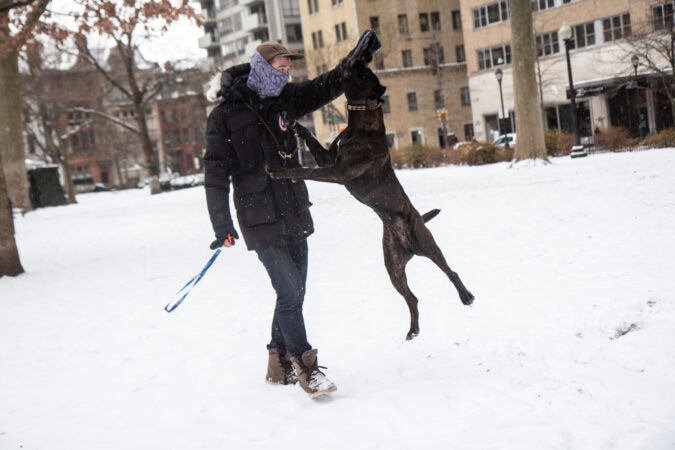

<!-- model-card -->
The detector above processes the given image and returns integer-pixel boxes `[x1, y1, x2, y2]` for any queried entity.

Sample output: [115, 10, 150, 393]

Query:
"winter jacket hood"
[216, 63, 251, 102]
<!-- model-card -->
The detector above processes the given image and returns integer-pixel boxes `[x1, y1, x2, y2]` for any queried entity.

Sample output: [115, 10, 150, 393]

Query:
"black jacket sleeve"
[203, 102, 236, 231]
[281, 64, 345, 120]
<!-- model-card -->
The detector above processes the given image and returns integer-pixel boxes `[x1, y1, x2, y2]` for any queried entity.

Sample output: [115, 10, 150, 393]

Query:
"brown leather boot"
[291, 349, 337, 398]
[266, 348, 298, 385]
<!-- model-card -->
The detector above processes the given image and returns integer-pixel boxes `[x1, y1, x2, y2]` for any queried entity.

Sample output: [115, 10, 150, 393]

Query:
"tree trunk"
[57, 146, 78, 204]
[0, 49, 31, 211]
[509, 0, 549, 163]
[0, 150, 25, 277]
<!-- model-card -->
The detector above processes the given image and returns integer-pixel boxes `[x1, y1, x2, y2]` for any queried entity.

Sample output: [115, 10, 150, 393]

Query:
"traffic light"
[436, 110, 442, 122]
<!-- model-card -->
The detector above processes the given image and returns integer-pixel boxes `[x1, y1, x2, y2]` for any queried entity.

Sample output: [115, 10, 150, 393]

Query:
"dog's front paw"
[291, 121, 310, 138]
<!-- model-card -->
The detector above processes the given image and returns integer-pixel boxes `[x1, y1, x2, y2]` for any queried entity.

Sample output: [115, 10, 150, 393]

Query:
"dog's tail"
[422, 209, 441, 223]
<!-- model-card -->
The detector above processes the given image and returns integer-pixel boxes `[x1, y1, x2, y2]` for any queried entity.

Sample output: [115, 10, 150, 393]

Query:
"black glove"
[209, 224, 240, 249]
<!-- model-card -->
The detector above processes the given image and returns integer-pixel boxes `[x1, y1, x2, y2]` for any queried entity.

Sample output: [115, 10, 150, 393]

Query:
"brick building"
[23, 55, 211, 190]
[461, 0, 673, 143]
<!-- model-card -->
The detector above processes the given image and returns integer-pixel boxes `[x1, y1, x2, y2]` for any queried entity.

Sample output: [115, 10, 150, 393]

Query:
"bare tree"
[622, 12, 675, 125]
[0, 0, 51, 277]
[65, 0, 199, 185]
[1, 0, 50, 214]
[509, 0, 548, 162]
[21, 47, 79, 203]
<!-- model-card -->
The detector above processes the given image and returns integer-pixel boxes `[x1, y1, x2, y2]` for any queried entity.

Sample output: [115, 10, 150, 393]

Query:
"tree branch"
[75, 40, 133, 99]
[67, 107, 141, 134]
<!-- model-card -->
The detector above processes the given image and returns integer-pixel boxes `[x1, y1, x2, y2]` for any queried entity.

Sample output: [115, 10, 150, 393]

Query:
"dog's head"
[341, 30, 385, 103]
[342, 60, 387, 103]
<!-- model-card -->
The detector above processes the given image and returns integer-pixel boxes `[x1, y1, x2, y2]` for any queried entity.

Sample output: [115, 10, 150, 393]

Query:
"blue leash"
[164, 248, 221, 313]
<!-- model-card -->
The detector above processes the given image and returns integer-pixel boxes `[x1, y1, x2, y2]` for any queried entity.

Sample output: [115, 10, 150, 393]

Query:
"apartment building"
[199, 0, 308, 75]
[300, 0, 473, 148]
[461, 0, 671, 143]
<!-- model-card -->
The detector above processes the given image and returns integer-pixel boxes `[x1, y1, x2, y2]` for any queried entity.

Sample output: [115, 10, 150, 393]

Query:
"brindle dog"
[267, 42, 474, 340]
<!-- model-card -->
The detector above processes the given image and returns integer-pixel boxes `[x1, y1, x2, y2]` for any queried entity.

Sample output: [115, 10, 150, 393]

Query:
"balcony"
[198, 34, 219, 49]
[242, 12, 267, 32]
[200, 9, 216, 25]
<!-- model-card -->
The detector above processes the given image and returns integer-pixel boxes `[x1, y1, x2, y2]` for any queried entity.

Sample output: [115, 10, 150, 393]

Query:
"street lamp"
[631, 54, 639, 78]
[631, 54, 643, 139]
[559, 22, 580, 147]
[494, 67, 509, 149]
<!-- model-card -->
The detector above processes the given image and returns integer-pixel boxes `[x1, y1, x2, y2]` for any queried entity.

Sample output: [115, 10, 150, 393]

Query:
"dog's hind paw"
[406, 329, 419, 340]
[461, 291, 475, 306]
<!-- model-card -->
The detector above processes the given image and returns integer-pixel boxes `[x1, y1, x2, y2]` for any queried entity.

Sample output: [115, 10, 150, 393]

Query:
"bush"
[594, 126, 638, 152]
[454, 141, 510, 166]
[544, 129, 574, 156]
[391, 144, 436, 168]
[388, 141, 513, 169]
[642, 128, 675, 148]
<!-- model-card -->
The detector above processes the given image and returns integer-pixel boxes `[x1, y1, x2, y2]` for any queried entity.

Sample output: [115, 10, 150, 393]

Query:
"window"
[381, 95, 391, 114]
[331, 0, 343, 6]
[473, 1, 509, 29]
[398, 14, 409, 34]
[568, 22, 596, 49]
[456, 45, 466, 63]
[407, 93, 418, 112]
[431, 12, 441, 31]
[315, 64, 327, 77]
[411, 130, 422, 145]
[386, 133, 396, 149]
[374, 52, 385, 70]
[434, 90, 444, 109]
[335, 22, 348, 42]
[603, 13, 631, 42]
[460, 87, 471, 106]
[311, 30, 324, 49]
[531, 0, 554, 12]
[286, 24, 303, 43]
[402, 49, 412, 68]
[71, 128, 96, 152]
[281, 0, 299, 16]
[419, 13, 430, 32]
[464, 123, 474, 141]
[653, 2, 674, 31]
[308, 0, 318, 14]
[535, 31, 560, 57]
[452, 10, 462, 30]
[370, 16, 380, 33]
[423, 44, 444, 65]
[477, 44, 511, 70]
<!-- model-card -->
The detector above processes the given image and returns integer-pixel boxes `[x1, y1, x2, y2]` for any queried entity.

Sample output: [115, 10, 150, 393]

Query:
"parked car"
[569, 145, 588, 158]
[493, 133, 516, 148]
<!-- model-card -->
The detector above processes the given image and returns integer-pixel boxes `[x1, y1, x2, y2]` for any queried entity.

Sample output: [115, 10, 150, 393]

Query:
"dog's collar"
[347, 98, 381, 111]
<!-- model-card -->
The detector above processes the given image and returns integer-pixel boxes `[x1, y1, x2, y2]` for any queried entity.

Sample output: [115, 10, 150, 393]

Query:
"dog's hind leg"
[413, 222, 474, 306]
[382, 227, 420, 340]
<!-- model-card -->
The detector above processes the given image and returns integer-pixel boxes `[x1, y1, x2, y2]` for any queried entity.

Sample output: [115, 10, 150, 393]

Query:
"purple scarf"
[246, 50, 289, 99]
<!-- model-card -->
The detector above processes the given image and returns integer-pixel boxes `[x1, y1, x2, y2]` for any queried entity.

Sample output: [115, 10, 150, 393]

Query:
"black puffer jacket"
[204, 63, 344, 251]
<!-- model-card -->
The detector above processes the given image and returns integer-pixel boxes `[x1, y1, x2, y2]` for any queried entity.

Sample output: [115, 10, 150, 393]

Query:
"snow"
[2, 150, 675, 450]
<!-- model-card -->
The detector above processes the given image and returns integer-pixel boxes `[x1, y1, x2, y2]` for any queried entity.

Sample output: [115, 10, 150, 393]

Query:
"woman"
[204, 41, 352, 398]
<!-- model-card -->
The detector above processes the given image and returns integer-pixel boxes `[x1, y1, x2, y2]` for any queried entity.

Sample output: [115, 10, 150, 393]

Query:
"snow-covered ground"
[2, 150, 674, 450]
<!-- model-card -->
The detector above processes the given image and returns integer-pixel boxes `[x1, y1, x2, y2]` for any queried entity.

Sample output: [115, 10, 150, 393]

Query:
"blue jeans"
[255, 239, 311, 359]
